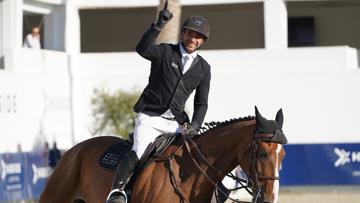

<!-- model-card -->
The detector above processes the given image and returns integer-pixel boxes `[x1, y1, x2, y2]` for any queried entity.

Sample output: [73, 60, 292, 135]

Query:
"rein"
[155, 132, 280, 203]
[181, 133, 245, 203]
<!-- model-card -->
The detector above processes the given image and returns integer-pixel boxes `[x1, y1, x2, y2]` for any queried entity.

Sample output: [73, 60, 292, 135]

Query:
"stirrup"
[106, 189, 128, 203]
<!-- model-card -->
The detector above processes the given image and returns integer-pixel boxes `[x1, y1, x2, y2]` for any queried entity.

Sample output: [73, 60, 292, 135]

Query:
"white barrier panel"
[0, 71, 72, 153]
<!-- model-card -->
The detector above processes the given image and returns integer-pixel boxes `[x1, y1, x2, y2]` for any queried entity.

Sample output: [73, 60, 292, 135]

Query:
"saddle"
[99, 133, 179, 201]
[99, 133, 178, 169]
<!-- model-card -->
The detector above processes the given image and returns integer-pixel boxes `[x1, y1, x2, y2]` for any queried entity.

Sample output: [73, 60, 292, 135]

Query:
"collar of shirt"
[179, 43, 198, 61]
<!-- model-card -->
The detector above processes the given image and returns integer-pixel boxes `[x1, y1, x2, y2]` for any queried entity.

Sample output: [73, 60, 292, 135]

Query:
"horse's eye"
[258, 151, 267, 158]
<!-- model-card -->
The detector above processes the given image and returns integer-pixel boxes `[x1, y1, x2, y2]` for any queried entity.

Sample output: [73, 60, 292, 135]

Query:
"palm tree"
[156, 0, 182, 44]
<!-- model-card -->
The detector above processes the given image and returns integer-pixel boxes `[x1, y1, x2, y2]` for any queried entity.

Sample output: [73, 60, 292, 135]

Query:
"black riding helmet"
[181, 15, 210, 39]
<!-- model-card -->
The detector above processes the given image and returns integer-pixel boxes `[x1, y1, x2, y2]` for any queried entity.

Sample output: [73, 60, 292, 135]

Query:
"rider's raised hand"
[155, 7, 173, 29]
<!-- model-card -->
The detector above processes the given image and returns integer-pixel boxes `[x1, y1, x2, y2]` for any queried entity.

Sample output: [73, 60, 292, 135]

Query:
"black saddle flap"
[99, 133, 178, 170]
[99, 140, 132, 169]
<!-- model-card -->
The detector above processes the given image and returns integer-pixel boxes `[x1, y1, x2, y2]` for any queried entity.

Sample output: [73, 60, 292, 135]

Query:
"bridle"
[155, 132, 281, 203]
[249, 133, 281, 203]
[214, 133, 281, 203]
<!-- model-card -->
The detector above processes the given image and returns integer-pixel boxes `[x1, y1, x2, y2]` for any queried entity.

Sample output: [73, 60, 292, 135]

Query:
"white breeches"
[131, 113, 182, 158]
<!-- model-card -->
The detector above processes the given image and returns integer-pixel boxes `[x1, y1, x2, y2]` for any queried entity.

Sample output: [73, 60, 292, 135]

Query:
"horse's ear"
[275, 108, 284, 128]
[255, 105, 261, 119]
[255, 105, 263, 120]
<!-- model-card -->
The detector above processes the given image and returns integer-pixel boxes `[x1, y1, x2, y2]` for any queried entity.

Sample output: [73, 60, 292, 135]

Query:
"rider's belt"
[161, 116, 176, 121]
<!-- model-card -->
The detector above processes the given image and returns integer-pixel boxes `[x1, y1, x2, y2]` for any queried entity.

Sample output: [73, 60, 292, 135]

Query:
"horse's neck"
[130, 120, 256, 202]
[194, 119, 256, 183]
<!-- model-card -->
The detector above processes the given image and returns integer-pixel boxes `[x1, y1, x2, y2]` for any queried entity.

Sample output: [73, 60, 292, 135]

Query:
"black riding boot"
[105, 150, 139, 203]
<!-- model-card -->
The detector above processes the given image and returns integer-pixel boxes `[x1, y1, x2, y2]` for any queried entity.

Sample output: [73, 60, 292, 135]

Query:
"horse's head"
[179, 106, 287, 203]
[254, 142, 285, 203]
[251, 106, 287, 203]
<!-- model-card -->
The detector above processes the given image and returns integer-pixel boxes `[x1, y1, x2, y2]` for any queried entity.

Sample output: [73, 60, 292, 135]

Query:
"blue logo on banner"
[280, 143, 360, 185]
[26, 153, 51, 198]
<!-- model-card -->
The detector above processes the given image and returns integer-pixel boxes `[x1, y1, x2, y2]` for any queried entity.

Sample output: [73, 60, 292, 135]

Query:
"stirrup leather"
[106, 189, 128, 203]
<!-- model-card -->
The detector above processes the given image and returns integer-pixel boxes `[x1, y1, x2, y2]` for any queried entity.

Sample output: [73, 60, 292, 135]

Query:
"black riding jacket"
[134, 24, 211, 128]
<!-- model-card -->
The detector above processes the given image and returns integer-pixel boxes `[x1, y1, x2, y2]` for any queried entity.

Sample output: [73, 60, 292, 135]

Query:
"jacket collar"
[175, 44, 200, 75]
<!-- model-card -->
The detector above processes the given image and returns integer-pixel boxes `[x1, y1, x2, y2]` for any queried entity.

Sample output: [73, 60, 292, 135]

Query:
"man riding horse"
[105, 4, 212, 203]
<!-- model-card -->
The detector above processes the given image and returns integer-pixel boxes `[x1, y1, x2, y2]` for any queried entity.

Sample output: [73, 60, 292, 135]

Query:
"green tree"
[91, 88, 140, 138]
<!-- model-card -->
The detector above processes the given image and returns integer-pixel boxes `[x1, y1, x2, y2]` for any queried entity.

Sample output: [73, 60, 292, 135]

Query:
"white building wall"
[0, 2, 3, 57]
[64, 1, 80, 54]
[75, 0, 263, 8]
[43, 5, 66, 51]
[1, 0, 23, 51]
[72, 47, 359, 146]
[0, 0, 359, 152]
[3, 45, 358, 152]
[264, 0, 287, 49]
[0, 49, 72, 152]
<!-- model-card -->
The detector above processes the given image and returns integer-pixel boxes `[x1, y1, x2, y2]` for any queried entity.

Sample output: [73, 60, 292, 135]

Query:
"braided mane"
[198, 115, 255, 135]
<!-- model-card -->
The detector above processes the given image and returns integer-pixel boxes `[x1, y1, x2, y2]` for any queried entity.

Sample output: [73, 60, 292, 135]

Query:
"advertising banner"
[280, 143, 360, 185]
[25, 153, 51, 199]
[0, 152, 51, 201]
[0, 153, 27, 201]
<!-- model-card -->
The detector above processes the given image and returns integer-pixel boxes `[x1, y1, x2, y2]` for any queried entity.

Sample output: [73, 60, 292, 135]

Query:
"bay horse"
[39, 106, 287, 203]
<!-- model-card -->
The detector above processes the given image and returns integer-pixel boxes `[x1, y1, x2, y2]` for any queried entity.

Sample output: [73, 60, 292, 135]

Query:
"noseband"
[156, 132, 281, 203]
